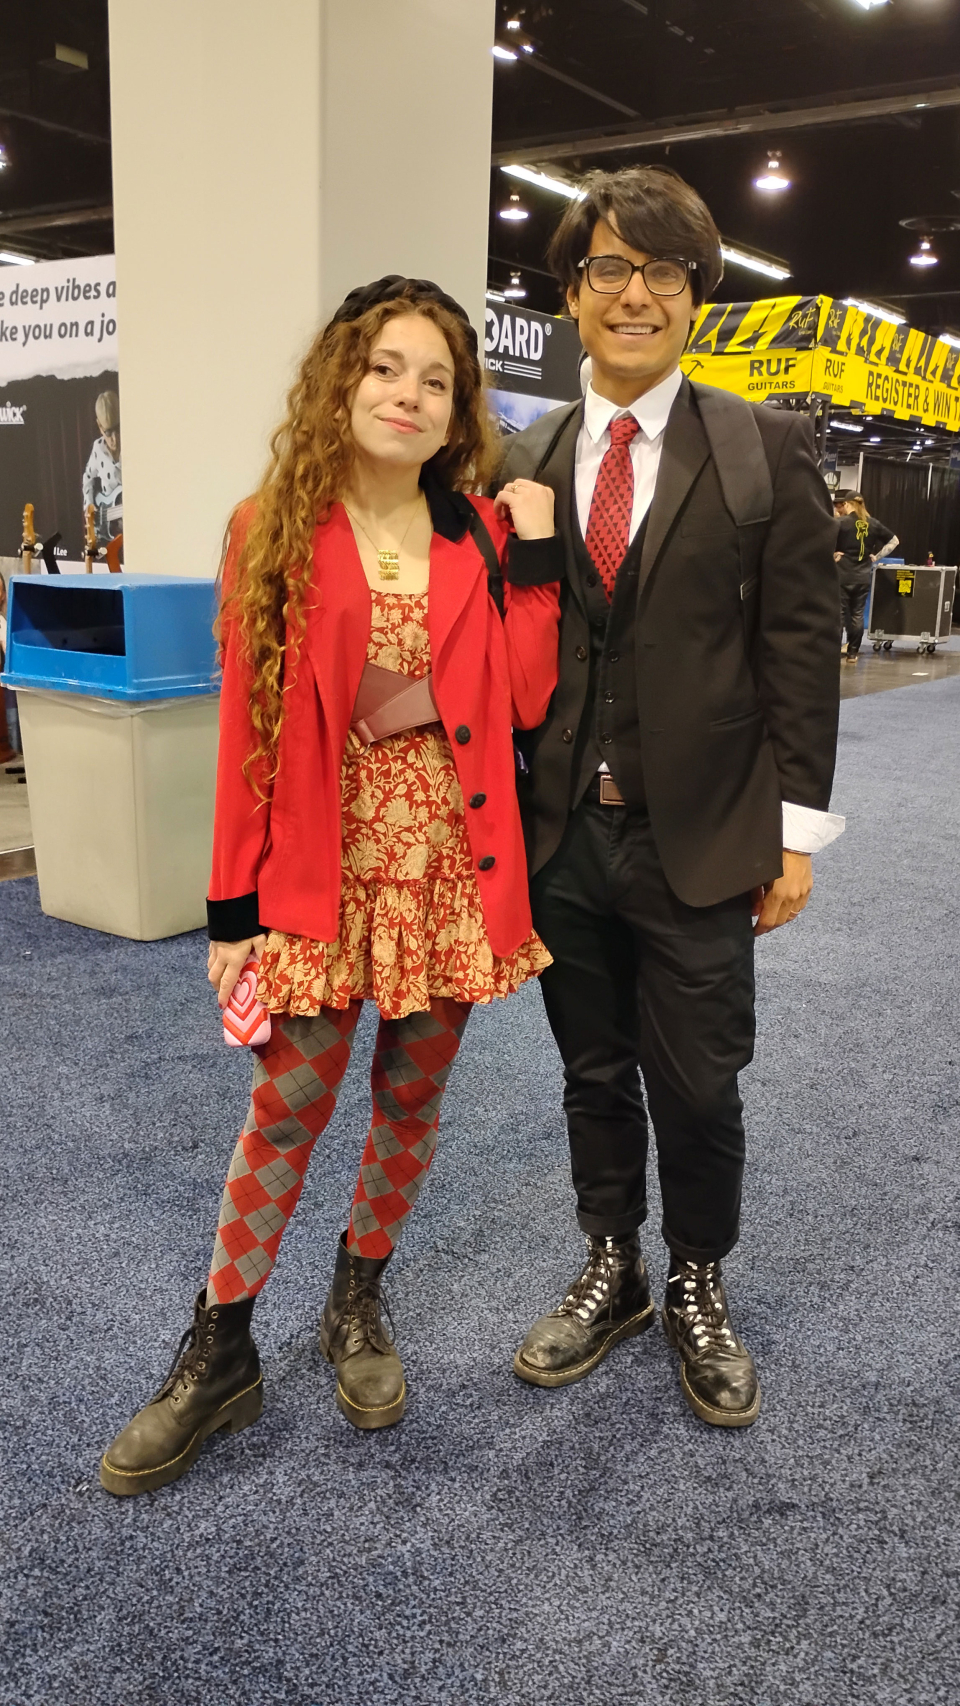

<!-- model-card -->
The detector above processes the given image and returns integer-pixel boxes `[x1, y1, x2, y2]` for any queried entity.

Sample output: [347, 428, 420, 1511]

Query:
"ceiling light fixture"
[0, 249, 35, 265]
[831, 421, 864, 433]
[492, 44, 518, 61]
[499, 193, 528, 222]
[486, 289, 507, 302]
[844, 298, 905, 325]
[851, 1, 889, 10]
[754, 153, 790, 193]
[504, 272, 527, 300]
[868, 436, 882, 443]
[505, 16, 521, 27]
[940, 333, 960, 350]
[909, 237, 938, 267]
[502, 164, 584, 201]
[720, 243, 792, 281]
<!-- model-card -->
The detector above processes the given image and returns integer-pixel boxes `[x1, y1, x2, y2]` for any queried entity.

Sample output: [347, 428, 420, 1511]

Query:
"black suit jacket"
[498, 378, 841, 906]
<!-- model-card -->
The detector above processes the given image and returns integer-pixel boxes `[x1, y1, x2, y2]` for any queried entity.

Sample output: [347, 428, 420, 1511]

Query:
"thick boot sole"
[512, 1300, 655, 1389]
[662, 1310, 761, 1428]
[98, 1376, 264, 1496]
[319, 1326, 405, 1431]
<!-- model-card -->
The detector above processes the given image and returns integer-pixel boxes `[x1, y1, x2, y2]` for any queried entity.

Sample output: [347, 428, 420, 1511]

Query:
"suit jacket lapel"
[540, 402, 586, 615]
[639, 378, 710, 595]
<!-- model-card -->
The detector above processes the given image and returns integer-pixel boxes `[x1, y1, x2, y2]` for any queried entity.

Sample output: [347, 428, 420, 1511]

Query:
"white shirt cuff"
[782, 800, 845, 853]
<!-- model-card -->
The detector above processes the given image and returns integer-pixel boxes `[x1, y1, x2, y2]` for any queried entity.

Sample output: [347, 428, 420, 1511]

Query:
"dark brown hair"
[221, 293, 499, 790]
[547, 166, 723, 307]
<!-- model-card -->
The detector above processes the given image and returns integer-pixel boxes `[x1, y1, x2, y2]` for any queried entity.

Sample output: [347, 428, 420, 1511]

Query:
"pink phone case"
[222, 955, 272, 1048]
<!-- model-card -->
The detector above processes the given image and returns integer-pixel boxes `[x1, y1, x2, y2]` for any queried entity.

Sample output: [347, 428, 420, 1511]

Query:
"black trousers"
[839, 577, 870, 655]
[530, 789, 756, 1262]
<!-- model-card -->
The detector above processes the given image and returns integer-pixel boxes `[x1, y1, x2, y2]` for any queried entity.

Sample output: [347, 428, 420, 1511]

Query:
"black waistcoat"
[570, 506, 650, 808]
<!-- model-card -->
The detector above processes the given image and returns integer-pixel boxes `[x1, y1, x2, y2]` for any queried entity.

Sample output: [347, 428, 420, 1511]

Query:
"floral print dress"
[257, 590, 551, 1021]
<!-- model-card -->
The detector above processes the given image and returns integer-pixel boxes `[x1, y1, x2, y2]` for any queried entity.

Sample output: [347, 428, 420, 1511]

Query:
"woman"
[834, 491, 899, 661]
[100, 276, 561, 1494]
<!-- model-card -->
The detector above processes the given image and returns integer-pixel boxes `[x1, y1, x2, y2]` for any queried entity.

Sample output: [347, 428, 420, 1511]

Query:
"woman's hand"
[208, 934, 267, 1007]
[494, 478, 555, 541]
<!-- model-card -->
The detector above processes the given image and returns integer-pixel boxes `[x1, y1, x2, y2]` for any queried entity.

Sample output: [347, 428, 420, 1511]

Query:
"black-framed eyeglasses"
[577, 255, 697, 297]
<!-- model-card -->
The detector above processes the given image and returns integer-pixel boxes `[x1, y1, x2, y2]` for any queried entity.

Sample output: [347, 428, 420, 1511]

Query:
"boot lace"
[330, 1278, 396, 1356]
[153, 1314, 216, 1404]
[667, 1262, 739, 1357]
[557, 1240, 620, 1326]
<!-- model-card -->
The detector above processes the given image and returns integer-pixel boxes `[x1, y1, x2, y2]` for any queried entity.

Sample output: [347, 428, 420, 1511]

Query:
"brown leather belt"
[350, 660, 439, 746]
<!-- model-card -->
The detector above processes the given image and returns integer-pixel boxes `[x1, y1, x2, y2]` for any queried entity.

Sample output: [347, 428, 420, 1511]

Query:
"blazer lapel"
[304, 504, 371, 724]
[427, 527, 486, 666]
[639, 378, 710, 595]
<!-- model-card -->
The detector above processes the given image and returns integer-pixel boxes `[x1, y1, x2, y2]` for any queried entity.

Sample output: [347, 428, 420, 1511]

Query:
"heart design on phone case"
[222, 956, 272, 1048]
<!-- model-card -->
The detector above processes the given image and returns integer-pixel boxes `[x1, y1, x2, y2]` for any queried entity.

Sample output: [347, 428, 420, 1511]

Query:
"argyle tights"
[207, 999, 471, 1305]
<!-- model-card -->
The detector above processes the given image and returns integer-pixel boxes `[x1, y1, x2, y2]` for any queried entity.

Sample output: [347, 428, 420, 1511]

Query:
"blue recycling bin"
[1, 575, 222, 939]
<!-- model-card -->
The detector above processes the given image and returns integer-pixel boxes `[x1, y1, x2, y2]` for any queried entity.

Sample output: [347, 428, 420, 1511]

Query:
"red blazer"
[209, 495, 561, 959]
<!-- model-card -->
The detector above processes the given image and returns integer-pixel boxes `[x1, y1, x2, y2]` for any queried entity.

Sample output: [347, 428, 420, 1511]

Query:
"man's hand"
[208, 934, 267, 1007]
[751, 851, 813, 938]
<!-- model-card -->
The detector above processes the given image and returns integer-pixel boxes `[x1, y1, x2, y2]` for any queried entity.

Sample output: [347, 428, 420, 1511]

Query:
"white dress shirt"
[574, 371, 844, 855]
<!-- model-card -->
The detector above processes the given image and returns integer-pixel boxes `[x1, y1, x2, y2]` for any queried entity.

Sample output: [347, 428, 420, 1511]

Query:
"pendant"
[377, 550, 400, 581]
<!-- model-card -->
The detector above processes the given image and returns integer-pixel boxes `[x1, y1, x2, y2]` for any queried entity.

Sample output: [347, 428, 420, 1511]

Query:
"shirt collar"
[583, 366, 684, 446]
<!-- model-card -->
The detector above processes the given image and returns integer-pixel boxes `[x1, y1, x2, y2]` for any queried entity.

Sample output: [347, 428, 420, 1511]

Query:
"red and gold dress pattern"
[257, 590, 551, 1021]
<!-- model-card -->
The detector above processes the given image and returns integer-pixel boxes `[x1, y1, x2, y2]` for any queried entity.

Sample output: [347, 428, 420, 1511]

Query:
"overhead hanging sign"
[681, 294, 960, 432]
[0, 254, 120, 565]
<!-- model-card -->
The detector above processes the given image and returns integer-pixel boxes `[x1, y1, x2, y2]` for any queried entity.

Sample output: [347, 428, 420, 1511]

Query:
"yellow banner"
[681, 293, 960, 432]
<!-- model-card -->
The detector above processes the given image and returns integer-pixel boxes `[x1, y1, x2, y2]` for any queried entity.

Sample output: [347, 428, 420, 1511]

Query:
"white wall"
[108, 0, 495, 579]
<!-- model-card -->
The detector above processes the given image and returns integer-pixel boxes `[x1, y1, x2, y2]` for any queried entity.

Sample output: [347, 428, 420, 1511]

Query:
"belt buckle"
[599, 774, 625, 807]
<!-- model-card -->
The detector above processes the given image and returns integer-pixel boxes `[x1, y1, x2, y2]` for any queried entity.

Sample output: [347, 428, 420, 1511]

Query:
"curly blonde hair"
[220, 293, 499, 787]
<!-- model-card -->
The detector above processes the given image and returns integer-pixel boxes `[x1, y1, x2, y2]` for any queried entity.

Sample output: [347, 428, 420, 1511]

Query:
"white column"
[108, 1, 495, 580]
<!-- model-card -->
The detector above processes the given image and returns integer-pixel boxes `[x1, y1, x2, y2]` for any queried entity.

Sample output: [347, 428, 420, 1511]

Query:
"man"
[497, 167, 843, 1427]
[833, 490, 899, 662]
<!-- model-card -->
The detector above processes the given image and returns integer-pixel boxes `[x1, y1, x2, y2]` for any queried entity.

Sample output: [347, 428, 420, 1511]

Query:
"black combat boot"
[662, 1257, 760, 1427]
[319, 1233, 405, 1430]
[99, 1289, 263, 1495]
[513, 1232, 655, 1388]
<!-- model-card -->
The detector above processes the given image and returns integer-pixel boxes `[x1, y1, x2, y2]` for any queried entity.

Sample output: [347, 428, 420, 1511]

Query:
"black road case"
[867, 565, 957, 654]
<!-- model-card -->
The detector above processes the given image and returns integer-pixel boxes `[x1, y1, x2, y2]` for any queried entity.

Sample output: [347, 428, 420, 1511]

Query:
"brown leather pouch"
[350, 660, 440, 746]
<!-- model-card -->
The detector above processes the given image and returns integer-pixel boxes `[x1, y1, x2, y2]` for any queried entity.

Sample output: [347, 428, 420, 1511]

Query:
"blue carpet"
[2, 678, 959, 1706]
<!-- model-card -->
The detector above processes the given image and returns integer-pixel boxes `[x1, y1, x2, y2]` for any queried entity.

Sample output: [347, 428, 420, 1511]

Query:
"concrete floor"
[839, 640, 960, 700]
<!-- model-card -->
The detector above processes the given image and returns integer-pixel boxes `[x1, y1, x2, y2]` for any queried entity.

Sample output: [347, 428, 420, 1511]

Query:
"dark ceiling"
[1, 0, 959, 340]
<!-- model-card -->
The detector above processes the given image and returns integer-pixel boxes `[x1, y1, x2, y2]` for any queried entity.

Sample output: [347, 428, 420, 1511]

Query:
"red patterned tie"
[585, 414, 640, 599]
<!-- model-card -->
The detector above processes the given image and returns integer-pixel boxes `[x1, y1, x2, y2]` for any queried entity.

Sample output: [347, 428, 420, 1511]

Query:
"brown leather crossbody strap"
[350, 660, 440, 746]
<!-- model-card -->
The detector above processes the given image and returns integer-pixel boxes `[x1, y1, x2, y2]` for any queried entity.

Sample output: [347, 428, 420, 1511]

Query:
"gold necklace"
[344, 494, 425, 581]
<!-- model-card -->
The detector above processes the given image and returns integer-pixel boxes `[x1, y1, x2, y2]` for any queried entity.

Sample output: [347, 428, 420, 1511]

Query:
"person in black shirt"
[833, 491, 899, 661]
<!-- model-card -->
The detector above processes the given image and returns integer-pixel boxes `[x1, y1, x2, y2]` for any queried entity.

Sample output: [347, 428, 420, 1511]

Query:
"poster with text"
[484, 302, 582, 432]
[0, 254, 119, 566]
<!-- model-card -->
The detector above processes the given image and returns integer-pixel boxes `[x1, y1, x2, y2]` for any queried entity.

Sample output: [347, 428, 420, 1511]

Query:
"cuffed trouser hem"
[662, 1218, 740, 1265]
[576, 1202, 648, 1239]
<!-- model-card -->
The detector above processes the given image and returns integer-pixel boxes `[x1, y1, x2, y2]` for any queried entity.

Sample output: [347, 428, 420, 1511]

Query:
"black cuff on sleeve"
[207, 891, 263, 942]
[504, 533, 565, 587]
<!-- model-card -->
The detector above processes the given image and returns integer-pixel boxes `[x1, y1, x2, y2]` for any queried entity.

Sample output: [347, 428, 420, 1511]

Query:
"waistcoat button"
[604, 692, 615, 703]
[468, 792, 486, 809]
[455, 725, 471, 745]
[478, 855, 495, 871]
[575, 645, 588, 661]
[601, 733, 612, 744]
[585, 573, 598, 587]
[608, 651, 620, 662]
[561, 728, 573, 743]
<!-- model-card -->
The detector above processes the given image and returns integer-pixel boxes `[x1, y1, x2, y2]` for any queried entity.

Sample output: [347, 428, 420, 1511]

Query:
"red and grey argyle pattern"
[584, 413, 640, 599]
[207, 998, 471, 1303]
[347, 999, 471, 1259]
[208, 1005, 361, 1304]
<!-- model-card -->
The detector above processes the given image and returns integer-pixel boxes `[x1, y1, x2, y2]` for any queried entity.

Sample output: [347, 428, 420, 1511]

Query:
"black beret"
[329, 275, 479, 362]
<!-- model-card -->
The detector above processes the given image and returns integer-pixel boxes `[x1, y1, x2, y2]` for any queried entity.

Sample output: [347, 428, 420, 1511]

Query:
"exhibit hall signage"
[0, 253, 120, 564]
[681, 294, 960, 433]
[483, 301, 582, 433]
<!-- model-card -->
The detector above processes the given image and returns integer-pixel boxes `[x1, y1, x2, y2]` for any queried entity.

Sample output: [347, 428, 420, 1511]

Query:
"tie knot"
[608, 414, 640, 450]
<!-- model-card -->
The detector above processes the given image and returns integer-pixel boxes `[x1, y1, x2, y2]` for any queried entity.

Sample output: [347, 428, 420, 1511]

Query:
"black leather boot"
[662, 1258, 760, 1427]
[513, 1233, 655, 1388]
[319, 1233, 405, 1429]
[99, 1289, 263, 1495]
